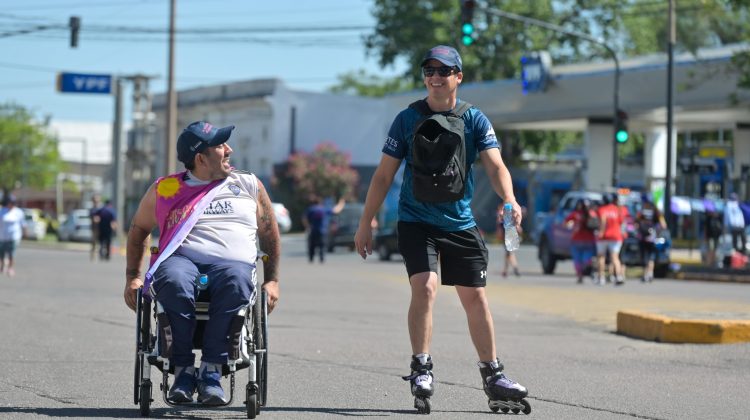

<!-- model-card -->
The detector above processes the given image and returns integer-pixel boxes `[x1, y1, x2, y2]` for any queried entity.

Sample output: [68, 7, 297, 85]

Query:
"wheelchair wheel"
[139, 380, 152, 417]
[246, 389, 258, 419]
[134, 288, 154, 416]
[258, 289, 268, 406]
[134, 289, 143, 405]
[246, 289, 268, 418]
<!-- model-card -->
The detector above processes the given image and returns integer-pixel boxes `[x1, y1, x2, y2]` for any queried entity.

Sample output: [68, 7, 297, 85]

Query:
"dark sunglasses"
[422, 66, 458, 77]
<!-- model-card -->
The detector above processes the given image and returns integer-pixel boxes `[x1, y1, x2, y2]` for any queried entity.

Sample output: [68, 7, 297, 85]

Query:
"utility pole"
[664, 0, 676, 227]
[165, 0, 177, 175]
[475, 5, 622, 187]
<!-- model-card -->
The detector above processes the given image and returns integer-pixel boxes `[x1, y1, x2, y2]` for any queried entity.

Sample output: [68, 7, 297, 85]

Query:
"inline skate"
[479, 359, 531, 415]
[402, 354, 434, 414]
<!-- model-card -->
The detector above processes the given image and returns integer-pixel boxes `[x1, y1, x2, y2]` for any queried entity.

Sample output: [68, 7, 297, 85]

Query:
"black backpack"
[409, 99, 472, 203]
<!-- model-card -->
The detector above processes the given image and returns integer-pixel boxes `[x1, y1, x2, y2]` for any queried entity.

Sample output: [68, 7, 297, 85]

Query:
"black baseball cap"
[177, 121, 235, 164]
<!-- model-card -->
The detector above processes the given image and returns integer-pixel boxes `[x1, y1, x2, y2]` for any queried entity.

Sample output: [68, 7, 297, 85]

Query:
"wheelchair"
[133, 282, 268, 418]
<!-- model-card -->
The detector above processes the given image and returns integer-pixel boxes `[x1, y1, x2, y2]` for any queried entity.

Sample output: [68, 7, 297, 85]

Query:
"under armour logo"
[480, 270, 487, 279]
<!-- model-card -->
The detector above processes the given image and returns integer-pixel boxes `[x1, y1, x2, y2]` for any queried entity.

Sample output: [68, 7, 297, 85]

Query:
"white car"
[272, 202, 292, 233]
[22, 208, 48, 240]
[57, 209, 93, 242]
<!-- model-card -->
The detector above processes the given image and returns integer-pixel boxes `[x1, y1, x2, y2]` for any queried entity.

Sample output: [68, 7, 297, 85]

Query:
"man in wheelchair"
[123, 121, 280, 405]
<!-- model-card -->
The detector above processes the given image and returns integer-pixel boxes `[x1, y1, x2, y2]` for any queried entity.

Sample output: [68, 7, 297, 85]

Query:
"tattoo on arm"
[126, 224, 151, 281]
[257, 186, 281, 283]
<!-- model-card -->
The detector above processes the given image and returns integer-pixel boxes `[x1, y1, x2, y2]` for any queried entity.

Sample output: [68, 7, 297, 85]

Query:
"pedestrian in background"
[636, 197, 667, 282]
[0, 195, 26, 277]
[89, 194, 102, 261]
[354, 45, 529, 411]
[564, 199, 597, 284]
[596, 193, 626, 285]
[704, 209, 723, 266]
[302, 196, 345, 263]
[496, 203, 521, 277]
[95, 200, 118, 261]
[723, 193, 747, 254]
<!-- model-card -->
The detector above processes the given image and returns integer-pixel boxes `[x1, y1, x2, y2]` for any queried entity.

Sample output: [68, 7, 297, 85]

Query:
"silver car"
[57, 209, 93, 242]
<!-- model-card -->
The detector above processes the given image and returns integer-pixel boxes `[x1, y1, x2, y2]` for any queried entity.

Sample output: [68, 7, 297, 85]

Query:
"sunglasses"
[422, 66, 459, 77]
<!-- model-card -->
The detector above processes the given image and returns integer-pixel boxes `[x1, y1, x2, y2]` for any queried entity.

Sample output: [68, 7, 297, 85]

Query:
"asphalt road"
[0, 236, 748, 419]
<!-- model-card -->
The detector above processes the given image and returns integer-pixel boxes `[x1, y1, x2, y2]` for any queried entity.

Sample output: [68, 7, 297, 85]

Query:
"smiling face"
[195, 142, 233, 180]
[422, 59, 462, 101]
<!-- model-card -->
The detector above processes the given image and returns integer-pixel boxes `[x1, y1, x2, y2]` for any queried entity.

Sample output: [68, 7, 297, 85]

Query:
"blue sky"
[0, 0, 407, 122]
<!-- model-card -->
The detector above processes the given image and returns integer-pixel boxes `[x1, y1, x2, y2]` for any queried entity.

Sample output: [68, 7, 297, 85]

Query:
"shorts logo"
[480, 270, 487, 279]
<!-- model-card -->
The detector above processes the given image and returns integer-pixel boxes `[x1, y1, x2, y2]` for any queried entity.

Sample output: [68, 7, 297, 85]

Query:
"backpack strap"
[408, 99, 432, 116]
[451, 100, 472, 117]
[408, 99, 473, 117]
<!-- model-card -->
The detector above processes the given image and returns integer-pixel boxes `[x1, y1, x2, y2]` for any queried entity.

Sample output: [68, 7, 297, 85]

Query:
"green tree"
[273, 142, 360, 230]
[0, 103, 65, 199]
[329, 69, 418, 96]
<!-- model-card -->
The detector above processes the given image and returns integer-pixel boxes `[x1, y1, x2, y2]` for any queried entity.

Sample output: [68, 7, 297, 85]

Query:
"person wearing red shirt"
[564, 199, 597, 283]
[596, 194, 625, 285]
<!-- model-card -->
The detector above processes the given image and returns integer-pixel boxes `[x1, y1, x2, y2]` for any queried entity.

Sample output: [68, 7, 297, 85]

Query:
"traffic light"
[69, 16, 80, 48]
[460, 0, 476, 46]
[615, 109, 629, 143]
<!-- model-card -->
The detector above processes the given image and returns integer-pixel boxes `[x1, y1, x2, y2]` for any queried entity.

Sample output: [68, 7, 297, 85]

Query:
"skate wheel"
[414, 397, 431, 414]
[501, 407, 509, 413]
[512, 407, 521, 414]
[522, 399, 531, 415]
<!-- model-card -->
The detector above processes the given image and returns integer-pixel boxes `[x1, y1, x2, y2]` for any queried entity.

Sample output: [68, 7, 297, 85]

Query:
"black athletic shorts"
[397, 221, 489, 287]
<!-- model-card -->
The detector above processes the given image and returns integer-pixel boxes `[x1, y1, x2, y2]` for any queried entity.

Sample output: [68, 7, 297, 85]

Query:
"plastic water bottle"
[195, 274, 209, 291]
[503, 203, 520, 252]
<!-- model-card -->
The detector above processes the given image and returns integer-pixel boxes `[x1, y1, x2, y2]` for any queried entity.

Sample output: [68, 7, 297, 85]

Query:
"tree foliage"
[285, 142, 360, 200]
[362, 0, 750, 86]
[332, 0, 750, 160]
[0, 103, 65, 198]
[273, 142, 360, 230]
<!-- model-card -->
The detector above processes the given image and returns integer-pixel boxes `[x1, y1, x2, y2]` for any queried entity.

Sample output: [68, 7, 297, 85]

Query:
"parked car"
[327, 203, 365, 252]
[374, 223, 399, 261]
[272, 202, 291, 233]
[535, 190, 672, 278]
[57, 209, 93, 242]
[22, 208, 48, 240]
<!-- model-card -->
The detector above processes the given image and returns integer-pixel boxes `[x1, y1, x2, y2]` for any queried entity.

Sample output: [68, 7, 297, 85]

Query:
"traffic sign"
[57, 72, 112, 94]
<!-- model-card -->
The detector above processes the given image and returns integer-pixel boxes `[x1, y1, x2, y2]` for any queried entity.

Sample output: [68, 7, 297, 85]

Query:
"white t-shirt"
[0, 206, 25, 242]
[178, 171, 259, 264]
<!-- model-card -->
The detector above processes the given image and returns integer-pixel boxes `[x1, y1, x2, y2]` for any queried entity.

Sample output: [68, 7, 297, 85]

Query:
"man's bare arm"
[124, 184, 158, 311]
[480, 148, 522, 226]
[255, 180, 281, 313]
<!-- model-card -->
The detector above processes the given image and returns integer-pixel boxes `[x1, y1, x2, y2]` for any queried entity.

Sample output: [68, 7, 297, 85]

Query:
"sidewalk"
[670, 248, 750, 283]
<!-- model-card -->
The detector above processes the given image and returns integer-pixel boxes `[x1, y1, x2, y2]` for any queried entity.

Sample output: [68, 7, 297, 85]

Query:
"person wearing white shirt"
[0, 195, 26, 277]
[723, 193, 747, 254]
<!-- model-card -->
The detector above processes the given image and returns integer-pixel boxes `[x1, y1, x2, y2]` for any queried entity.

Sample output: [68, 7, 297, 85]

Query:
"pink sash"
[143, 172, 227, 296]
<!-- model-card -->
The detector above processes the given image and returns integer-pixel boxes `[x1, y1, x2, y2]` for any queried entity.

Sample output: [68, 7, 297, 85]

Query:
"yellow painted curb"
[617, 310, 750, 344]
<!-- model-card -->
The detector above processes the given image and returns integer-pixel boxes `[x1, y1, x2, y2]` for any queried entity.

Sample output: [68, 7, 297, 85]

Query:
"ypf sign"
[56, 72, 112, 94]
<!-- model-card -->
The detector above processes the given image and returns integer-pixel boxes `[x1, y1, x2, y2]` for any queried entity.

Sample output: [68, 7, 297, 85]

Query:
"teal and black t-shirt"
[381, 99, 499, 232]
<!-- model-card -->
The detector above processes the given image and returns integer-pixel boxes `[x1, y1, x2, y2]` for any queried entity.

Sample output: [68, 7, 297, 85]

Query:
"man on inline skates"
[354, 45, 530, 414]
[123, 121, 281, 405]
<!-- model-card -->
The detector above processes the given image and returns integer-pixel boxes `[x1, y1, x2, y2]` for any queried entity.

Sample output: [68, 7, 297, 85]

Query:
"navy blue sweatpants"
[152, 253, 256, 366]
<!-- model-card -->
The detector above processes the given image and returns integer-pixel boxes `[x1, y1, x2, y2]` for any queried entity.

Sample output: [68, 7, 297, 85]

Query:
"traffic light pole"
[476, 6, 622, 187]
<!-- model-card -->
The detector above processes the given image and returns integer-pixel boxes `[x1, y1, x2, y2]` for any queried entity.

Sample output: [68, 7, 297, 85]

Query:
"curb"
[616, 310, 750, 344]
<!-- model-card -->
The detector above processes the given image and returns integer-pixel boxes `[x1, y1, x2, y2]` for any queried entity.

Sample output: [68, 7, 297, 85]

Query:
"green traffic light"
[616, 130, 629, 143]
[462, 35, 474, 46]
[462, 22, 474, 35]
